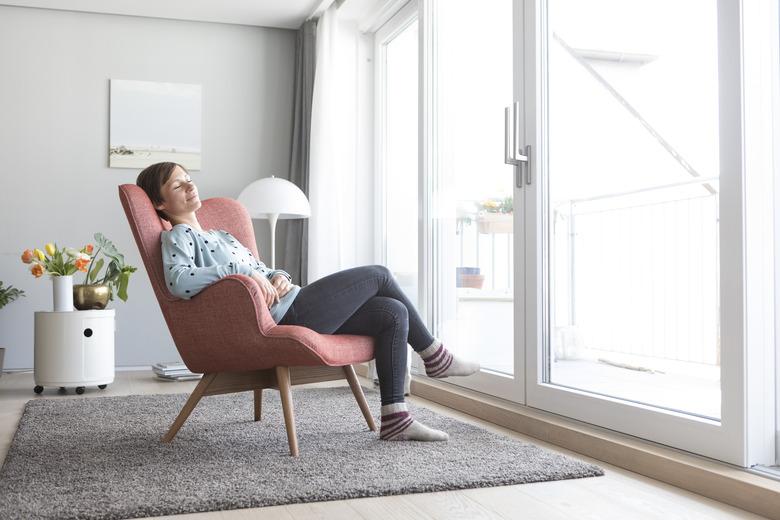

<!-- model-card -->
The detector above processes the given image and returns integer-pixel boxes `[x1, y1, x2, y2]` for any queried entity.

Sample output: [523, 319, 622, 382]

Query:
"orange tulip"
[75, 258, 90, 272]
[21, 249, 33, 264]
[30, 263, 44, 278]
[84, 244, 94, 254]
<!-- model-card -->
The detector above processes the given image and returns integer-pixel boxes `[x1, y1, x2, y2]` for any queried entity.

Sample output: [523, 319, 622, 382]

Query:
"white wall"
[0, 6, 296, 369]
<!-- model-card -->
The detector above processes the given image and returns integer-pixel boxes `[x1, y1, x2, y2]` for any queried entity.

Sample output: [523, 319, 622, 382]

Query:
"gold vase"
[73, 284, 110, 310]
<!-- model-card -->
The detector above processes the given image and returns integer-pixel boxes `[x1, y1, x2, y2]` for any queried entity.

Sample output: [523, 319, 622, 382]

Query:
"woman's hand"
[271, 274, 295, 298]
[250, 271, 279, 308]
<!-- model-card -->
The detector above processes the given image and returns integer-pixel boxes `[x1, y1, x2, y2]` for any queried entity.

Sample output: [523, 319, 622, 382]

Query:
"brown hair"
[135, 162, 188, 221]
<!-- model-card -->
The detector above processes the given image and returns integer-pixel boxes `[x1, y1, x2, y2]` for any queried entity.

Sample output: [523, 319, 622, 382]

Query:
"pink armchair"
[119, 184, 376, 456]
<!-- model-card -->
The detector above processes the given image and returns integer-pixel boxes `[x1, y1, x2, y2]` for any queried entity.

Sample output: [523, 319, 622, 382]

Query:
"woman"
[136, 162, 480, 442]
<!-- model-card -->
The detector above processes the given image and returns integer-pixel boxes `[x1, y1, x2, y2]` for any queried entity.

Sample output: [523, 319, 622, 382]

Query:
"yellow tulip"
[45, 243, 56, 256]
[34, 248, 45, 261]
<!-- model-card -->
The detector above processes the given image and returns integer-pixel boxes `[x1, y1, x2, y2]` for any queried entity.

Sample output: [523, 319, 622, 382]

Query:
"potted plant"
[74, 233, 138, 310]
[477, 196, 513, 234]
[0, 281, 25, 377]
[455, 267, 484, 289]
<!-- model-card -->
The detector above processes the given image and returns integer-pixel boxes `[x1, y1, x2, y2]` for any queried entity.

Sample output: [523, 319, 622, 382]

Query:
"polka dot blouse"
[161, 224, 300, 323]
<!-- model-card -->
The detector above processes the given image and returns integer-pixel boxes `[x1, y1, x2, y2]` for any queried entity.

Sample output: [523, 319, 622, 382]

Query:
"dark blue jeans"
[278, 265, 435, 405]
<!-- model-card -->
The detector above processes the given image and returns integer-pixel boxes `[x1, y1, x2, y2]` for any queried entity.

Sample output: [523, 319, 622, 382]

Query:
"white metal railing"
[457, 216, 513, 293]
[456, 178, 720, 366]
[555, 179, 720, 365]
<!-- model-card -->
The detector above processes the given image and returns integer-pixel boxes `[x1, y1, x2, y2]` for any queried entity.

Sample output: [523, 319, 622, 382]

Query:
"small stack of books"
[152, 361, 202, 381]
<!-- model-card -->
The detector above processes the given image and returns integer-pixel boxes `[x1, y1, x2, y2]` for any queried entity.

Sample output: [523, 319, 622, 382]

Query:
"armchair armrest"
[163, 274, 279, 373]
[194, 274, 277, 332]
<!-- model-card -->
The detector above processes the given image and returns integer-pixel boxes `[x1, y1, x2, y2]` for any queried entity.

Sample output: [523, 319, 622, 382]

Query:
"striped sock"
[419, 339, 480, 378]
[380, 402, 448, 441]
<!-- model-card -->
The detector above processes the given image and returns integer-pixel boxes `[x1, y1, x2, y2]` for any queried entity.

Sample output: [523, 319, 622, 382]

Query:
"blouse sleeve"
[267, 269, 293, 283]
[162, 229, 254, 299]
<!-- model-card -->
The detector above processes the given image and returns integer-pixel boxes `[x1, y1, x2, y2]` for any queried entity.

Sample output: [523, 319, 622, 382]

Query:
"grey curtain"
[280, 19, 316, 287]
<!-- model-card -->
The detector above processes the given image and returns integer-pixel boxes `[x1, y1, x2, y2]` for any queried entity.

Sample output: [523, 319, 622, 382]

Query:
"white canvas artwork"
[109, 79, 202, 170]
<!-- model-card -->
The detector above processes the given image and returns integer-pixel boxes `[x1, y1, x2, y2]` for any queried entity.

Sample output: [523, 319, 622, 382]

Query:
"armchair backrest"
[118, 184, 261, 305]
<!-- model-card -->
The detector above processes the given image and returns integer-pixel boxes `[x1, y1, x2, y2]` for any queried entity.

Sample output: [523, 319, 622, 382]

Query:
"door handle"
[505, 103, 530, 188]
[505, 106, 521, 167]
[522, 144, 531, 185]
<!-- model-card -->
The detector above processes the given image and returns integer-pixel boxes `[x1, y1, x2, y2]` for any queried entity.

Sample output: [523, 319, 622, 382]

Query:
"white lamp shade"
[237, 176, 311, 219]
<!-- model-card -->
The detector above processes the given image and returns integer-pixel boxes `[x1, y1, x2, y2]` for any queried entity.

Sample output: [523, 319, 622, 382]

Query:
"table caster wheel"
[98, 384, 107, 390]
[34, 385, 43, 394]
[75, 386, 85, 395]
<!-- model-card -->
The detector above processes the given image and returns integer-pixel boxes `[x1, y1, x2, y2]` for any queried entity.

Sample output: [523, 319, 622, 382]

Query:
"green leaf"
[89, 258, 105, 283]
[94, 233, 119, 258]
[89, 258, 104, 282]
[101, 262, 119, 285]
[117, 272, 130, 301]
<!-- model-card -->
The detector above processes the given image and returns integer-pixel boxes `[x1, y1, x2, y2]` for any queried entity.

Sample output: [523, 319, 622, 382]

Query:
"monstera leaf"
[89, 233, 137, 302]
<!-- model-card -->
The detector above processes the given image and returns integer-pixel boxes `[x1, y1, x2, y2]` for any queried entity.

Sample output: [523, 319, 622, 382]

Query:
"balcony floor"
[454, 295, 721, 420]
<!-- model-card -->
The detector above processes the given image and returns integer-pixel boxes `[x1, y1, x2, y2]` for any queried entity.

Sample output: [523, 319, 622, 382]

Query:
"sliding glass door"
[404, 0, 761, 466]
[417, 0, 524, 400]
[524, 0, 747, 465]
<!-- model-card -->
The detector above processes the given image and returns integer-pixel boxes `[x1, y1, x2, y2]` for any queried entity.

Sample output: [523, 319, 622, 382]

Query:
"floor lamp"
[237, 176, 311, 270]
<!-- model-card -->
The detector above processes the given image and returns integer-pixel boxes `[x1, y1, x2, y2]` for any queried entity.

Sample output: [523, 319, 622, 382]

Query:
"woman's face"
[156, 166, 201, 219]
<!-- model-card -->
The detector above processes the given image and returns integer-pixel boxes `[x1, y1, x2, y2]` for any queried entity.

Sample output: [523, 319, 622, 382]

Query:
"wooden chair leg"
[275, 366, 299, 457]
[253, 389, 263, 421]
[343, 364, 377, 431]
[161, 373, 217, 443]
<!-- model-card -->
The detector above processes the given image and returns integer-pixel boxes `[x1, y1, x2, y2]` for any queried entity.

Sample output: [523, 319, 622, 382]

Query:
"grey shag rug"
[0, 387, 603, 519]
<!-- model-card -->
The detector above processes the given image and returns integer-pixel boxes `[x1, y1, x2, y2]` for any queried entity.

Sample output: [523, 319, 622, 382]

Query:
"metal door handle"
[522, 144, 531, 185]
[505, 107, 520, 168]
[505, 103, 530, 188]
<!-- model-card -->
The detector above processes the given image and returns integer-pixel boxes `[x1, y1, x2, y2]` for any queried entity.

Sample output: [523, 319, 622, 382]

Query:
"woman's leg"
[279, 264, 479, 378]
[334, 296, 446, 441]
[280, 265, 434, 351]
[331, 296, 408, 405]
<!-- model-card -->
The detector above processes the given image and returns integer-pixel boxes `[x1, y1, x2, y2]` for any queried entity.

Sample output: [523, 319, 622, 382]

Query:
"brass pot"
[73, 284, 110, 310]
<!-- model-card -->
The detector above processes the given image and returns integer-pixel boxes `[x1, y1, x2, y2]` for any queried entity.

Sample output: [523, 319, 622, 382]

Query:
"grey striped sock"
[379, 402, 448, 441]
[419, 339, 480, 378]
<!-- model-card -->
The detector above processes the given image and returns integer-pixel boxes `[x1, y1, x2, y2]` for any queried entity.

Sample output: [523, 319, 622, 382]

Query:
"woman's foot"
[380, 402, 448, 441]
[419, 339, 480, 378]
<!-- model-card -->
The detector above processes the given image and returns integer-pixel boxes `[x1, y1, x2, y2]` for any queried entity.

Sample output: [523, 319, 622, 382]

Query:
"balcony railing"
[456, 178, 720, 366]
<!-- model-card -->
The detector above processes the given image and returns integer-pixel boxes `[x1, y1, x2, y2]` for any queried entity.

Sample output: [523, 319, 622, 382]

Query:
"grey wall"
[0, 6, 296, 369]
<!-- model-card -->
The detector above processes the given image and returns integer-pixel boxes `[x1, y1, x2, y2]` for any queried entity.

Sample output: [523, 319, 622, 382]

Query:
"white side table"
[33, 309, 115, 395]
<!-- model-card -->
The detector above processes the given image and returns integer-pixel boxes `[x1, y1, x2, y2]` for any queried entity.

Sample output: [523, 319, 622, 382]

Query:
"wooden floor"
[0, 370, 768, 520]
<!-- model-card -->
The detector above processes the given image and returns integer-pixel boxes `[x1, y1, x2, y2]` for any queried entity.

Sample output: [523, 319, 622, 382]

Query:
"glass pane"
[436, 0, 514, 375]
[545, 0, 721, 419]
[385, 20, 420, 307]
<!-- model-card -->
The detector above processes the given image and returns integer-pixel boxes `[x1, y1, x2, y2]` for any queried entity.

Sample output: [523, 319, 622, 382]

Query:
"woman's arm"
[267, 269, 293, 283]
[162, 229, 254, 299]
[219, 231, 293, 284]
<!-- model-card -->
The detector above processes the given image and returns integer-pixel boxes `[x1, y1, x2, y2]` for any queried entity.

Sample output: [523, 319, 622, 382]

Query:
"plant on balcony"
[478, 196, 513, 214]
[477, 196, 513, 234]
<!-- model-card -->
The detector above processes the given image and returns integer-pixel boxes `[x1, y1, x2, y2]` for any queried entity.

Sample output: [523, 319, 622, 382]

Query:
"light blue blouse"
[160, 224, 300, 323]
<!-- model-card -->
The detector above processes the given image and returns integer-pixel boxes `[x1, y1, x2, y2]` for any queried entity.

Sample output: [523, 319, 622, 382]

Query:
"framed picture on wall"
[109, 79, 202, 170]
